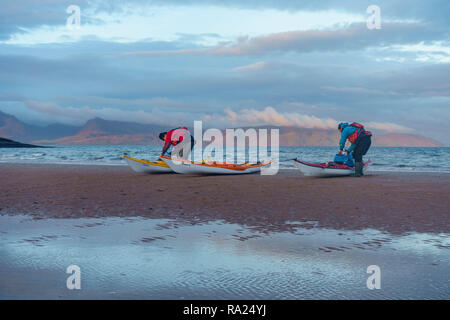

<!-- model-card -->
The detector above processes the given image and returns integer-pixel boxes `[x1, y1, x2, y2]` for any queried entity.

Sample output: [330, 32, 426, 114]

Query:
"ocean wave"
[1, 146, 450, 173]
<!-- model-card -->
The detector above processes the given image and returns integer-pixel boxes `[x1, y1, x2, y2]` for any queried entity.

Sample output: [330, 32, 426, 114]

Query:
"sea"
[1, 145, 450, 173]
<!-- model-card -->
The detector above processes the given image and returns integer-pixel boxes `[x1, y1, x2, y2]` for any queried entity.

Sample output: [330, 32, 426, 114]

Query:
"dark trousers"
[353, 134, 371, 162]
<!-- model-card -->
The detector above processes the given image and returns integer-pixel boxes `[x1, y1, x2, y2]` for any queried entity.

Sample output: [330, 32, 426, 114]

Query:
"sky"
[0, 0, 449, 144]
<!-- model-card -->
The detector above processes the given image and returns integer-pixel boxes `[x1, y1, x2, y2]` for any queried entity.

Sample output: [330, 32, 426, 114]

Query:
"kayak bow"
[122, 155, 172, 173]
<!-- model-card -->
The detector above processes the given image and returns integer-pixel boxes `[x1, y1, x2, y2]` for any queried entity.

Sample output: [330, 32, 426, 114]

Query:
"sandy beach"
[1, 163, 449, 234]
[1, 163, 450, 299]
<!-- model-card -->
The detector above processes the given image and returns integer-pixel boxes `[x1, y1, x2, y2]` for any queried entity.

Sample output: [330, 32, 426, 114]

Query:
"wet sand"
[1, 215, 449, 299]
[1, 164, 449, 300]
[1, 163, 449, 234]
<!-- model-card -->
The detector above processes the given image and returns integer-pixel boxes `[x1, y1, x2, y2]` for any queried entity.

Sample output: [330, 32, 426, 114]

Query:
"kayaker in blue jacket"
[338, 122, 372, 177]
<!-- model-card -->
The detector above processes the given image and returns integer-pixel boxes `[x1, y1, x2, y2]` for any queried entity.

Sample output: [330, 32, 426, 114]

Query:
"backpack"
[350, 122, 372, 137]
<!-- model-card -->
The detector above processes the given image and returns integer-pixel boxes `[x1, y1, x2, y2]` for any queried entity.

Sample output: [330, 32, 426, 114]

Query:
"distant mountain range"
[0, 110, 80, 142]
[0, 110, 444, 147]
[35, 117, 167, 145]
[275, 126, 443, 147]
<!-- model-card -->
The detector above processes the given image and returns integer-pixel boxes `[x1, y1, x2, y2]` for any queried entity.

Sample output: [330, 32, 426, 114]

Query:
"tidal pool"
[0, 215, 449, 299]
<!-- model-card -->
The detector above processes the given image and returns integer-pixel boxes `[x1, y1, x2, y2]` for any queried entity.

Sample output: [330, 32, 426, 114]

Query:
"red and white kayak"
[293, 159, 370, 177]
[160, 155, 272, 175]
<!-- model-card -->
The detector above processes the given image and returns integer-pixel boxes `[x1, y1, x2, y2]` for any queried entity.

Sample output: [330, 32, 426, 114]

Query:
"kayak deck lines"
[122, 155, 169, 167]
[160, 155, 272, 175]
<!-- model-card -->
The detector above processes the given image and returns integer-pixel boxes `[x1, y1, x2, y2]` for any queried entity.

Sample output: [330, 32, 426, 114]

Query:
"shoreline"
[1, 161, 450, 175]
[1, 163, 449, 235]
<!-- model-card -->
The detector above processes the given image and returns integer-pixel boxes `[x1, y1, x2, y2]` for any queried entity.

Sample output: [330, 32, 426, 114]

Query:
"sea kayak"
[160, 155, 272, 175]
[122, 155, 172, 173]
[293, 159, 370, 177]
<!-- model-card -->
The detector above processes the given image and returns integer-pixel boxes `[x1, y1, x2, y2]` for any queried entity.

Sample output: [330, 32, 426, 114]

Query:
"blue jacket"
[339, 125, 357, 152]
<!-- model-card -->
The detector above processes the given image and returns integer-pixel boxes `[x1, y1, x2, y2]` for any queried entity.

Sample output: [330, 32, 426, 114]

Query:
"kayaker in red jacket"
[159, 127, 195, 159]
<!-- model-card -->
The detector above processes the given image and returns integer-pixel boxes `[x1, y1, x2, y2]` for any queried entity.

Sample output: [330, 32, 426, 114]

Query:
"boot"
[352, 162, 363, 177]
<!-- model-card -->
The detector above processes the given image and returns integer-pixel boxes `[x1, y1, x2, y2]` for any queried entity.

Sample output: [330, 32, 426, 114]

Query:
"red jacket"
[162, 127, 190, 156]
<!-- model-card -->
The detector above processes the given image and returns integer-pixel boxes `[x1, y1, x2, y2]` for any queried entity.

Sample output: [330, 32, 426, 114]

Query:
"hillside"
[234, 126, 443, 147]
[34, 117, 167, 145]
[371, 133, 444, 147]
[0, 110, 79, 142]
[0, 137, 43, 148]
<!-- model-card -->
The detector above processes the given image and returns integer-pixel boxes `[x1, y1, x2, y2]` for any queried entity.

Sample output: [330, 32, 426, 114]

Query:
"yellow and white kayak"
[160, 155, 272, 175]
[122, 155, 172, 173]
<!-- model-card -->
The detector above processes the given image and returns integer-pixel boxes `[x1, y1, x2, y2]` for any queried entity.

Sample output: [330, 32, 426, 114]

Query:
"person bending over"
[159, 126, 195, 160]
[337, 122, 372, 177]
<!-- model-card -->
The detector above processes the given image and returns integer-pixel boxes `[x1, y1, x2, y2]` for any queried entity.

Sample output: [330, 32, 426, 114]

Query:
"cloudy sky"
[0, 0, 449, 144]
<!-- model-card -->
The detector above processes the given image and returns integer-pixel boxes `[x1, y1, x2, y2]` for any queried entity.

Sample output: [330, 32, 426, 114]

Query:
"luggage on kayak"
[333, 153, 354, 167]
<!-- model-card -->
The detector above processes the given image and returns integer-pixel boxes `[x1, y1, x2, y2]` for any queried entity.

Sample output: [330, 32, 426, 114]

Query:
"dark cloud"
[1, 0, 449, 40]
[1, 45, 448, 130]
[0, 1, 86, 40]
[0, 0, 152, 40]
[127, 22, 443, 56]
